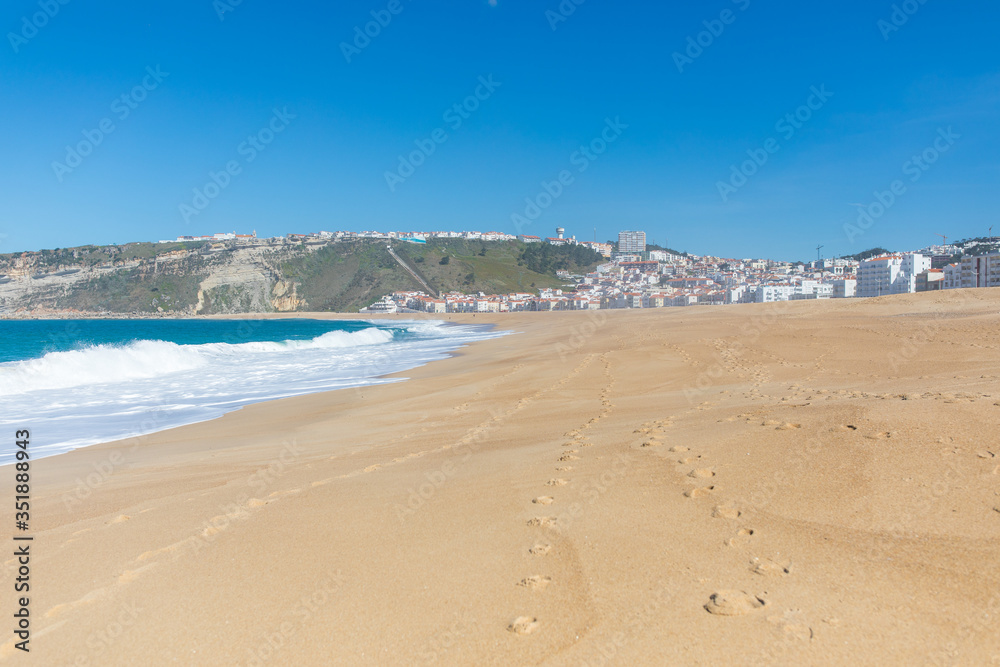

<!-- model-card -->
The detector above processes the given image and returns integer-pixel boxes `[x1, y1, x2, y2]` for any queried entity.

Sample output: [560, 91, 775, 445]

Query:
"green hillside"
[283, 239, 601, 311]
[0, 238, 603, 314]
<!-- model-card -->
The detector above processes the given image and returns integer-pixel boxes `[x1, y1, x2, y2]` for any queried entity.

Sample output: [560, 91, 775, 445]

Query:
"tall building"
[959, 252, 1000, 289]
[618, 230, 646, 253]
[857, 254, 931, 298]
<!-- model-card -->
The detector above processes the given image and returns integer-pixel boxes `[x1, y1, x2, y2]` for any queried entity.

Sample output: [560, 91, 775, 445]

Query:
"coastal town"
[328, 227, 1000, 314]
[4, 226, 995, 318]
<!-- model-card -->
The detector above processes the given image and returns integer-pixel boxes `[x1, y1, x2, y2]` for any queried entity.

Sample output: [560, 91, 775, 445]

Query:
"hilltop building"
[618, 230, 646, 254]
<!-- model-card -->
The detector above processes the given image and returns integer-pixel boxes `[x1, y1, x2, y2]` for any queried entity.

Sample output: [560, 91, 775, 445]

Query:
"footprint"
[669, 446, 689, 453]
[752, 558, 791, 576]
[529, 544, 551, 556]
[559, 455, 580, 462]
[527, 517, 557, 527]
[688, 468, 716, 479]
[508, 616, 539, 635]
[517, 575, 552, 590]
[684, 486, 716, 498]
[712, 505, 741, 519]
[117, 563, 158, 584]
[547, 479, 568, 487]
[555, 467, 573, 472]
[532, 496, 554, 505]
[704, 590, 767, 616]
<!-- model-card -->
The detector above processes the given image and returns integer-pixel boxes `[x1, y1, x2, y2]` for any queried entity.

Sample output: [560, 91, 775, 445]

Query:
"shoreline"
[0, 317, 506, 467]
[5, 292, 1000, 664]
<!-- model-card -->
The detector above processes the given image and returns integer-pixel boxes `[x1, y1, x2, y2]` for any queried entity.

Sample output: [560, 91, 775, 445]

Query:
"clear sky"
[1, 0, 997, 260]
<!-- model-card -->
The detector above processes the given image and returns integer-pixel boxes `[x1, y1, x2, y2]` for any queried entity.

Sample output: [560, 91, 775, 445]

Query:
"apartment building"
[960, 252, 1000, 288]
[618, 230, 647, 253]
[857, 254, 931, 298]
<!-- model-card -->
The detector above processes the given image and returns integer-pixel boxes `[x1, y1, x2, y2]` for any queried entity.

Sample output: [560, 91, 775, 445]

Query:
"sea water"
[0, 319, 501, 464]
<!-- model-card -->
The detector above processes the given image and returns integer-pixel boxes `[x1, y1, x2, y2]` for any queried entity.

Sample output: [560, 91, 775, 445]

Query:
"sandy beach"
[4, 291, 1000, 665]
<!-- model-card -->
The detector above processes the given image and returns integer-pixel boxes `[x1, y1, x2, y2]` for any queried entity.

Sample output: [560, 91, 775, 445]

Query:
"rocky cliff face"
[0, 237, 601, 317]
[0, 241, 308, 317]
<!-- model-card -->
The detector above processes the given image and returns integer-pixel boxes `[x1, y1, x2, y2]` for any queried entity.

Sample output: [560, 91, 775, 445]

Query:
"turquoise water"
[0, 319, 385, 363]
[0, 319, 500, 463]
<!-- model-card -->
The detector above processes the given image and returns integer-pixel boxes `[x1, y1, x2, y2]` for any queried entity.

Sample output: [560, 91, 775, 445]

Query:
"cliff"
[0, 238, 602, 316]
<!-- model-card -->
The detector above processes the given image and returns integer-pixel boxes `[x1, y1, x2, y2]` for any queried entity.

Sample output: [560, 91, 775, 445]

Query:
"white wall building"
[942, 263, 962, 289]
[959, 252, 1000, 289]
[832, 278, 857, 298]
[857, 254, 931, 298]
[754, 281, 832, 303]
[618, 230, 646, 253]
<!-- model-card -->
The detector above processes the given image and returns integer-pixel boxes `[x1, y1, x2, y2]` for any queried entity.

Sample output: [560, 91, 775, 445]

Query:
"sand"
[3, 290, 1000, 665]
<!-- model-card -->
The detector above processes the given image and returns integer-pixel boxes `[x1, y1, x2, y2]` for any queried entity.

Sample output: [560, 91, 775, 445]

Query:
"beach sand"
[4, 291, 1000, 665]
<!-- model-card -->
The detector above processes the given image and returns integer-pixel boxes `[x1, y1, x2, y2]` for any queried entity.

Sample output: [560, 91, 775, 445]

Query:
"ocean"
[0, 318, 501, 465]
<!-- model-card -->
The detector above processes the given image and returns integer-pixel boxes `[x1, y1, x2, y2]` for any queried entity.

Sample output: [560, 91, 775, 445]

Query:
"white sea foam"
[0, 321, 500, 464]
[0, 327, 395, 396]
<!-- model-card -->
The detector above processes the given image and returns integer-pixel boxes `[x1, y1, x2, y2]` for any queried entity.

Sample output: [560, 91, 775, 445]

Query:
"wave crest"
[0, 327, 395, 395]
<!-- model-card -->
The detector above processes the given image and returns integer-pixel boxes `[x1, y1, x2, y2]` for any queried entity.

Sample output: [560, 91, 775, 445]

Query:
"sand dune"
[5, 290, 1000, 665]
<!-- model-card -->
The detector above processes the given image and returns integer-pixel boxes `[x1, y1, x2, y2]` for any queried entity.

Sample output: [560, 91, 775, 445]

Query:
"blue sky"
[1, 0, 997, 260]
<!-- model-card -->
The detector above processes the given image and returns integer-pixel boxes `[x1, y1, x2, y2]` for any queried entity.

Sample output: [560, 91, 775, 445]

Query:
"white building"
[618, 230, 646, 253]
[959, 252, 1000, 289]
[755, 285, 797, 303]
[832, 278, 857, 298]
[754, 281, 832, 303]
[360, 296, 398, 313]
[942, 263, 962, 290]
[857, 254, 931, 298]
